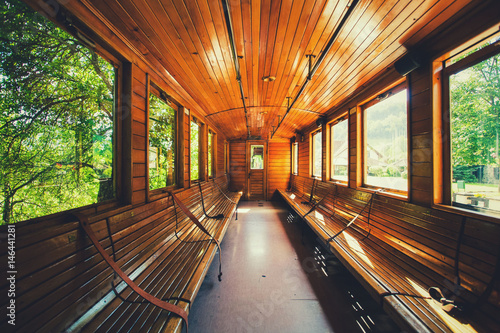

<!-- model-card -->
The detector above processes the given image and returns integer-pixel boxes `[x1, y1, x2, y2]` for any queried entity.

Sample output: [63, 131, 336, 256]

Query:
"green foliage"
[0, 0, 115, 224]
[386, 166, 401, 177]
[452, 165, 478, 183]
[450, 53, 500, 168]
[368, 166, 384, 177]
[149, 94, 175, 190]
[190, 121, 199, 180]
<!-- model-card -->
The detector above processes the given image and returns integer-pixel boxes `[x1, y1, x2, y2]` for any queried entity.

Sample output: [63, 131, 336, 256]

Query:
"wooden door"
[247, 141, 267, 200]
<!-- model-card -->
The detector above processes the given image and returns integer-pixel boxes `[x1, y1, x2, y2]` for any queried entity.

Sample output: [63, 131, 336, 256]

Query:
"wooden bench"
[279, 175, 500, 333]
[0, 175, 241, 332]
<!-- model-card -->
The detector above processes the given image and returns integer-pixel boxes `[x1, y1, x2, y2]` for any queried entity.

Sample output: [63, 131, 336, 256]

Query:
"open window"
[1, 0, 120, 224]
[330, 115, 348, 183]
[311, 129, 322, 178]
[148, 83, 177, 191]
[435, 29, 500, 218]
[361, 83, 408, 195]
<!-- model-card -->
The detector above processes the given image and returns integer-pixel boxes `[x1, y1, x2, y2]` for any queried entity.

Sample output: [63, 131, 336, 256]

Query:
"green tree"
[450, 51, 500, 190]
[0, 0, 115, 224]
[190, 121, 199, 180]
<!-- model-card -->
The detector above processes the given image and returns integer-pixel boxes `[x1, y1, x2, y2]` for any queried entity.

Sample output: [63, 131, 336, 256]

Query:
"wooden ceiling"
[77, 0, 475, 140]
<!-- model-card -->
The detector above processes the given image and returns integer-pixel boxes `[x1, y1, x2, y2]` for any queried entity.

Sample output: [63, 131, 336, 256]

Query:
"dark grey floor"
[186, 200, 400, 333]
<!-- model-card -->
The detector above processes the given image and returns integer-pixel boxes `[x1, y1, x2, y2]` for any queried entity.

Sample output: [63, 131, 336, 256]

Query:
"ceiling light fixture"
[262, 76, 276, 82]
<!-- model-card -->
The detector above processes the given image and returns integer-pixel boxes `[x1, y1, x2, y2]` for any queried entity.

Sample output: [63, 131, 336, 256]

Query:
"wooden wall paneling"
[268, 141, 291, 199]
[131, 65, 147, 205]
[178, 106, 186, 188]
[121, 62, 133, 205]
[409, 65, 432, 206]
[217, 134, 225, 178]
[298, 133, 309, 177]
[229, 141, 246, 195]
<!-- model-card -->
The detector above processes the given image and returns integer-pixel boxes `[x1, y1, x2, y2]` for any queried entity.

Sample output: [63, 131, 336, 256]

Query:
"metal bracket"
[306, 54, 316, 80]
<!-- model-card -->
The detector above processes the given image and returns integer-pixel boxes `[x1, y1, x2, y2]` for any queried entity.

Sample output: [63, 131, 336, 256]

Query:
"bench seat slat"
[278, 175, 500, 333]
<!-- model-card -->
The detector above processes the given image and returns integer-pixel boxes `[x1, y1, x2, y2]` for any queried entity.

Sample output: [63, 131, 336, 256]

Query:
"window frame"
[360, 81, 409, 197]
[146, 80, 180, 197]
[433, 30, 500, 219]
[190, 116, 205, 183]
[208, 128, 216, 178]
[329, 114, 349, 184]
[0, 2, 126, 224]
[310, 129, 322, 179]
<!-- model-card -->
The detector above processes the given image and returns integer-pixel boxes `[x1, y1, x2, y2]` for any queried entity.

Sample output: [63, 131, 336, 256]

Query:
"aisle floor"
[186, 200, 400, 333]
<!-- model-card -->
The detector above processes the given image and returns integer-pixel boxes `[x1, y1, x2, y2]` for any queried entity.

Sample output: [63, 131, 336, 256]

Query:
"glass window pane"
[312, 131, 322, 177]
[364, 90, 408, 192]
[149, 94, 176, 190]
[1, 0, 115, 224]
[450, 52, 500, 216]
[208, 131, 213, 177]
[250, 145, 264, 169]
[190, 121, 200, 180]
[292, 143, 298, 175]
[331, 120, 348, 182]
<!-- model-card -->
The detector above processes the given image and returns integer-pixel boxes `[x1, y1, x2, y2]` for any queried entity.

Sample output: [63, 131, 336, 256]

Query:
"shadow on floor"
[272, 199, 400, 333]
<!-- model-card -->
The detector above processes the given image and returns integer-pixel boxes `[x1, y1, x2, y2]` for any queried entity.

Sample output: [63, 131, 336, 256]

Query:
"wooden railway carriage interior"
[1, 0, 500, 332]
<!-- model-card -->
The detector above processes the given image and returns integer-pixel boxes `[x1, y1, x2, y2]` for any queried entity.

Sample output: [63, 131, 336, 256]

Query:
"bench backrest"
[0, 176, 231, 332]
[287, 175, 500, 320]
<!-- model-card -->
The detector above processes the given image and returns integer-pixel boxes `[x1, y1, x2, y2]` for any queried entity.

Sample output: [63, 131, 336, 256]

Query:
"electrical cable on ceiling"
[221, 0, 251, 139]
[271, 0, 360, 139]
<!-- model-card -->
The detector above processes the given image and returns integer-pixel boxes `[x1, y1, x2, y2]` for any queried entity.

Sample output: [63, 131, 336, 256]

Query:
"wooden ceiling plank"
[259, 0, 282, 106]
[240, 0, 254, 107]
[180, 0, 242, 110]
[400, 0, 476, 49]
[268, 0, 337, 135]
[158, 0, 233, 111]
[309, 0, 424, 112]
[250, 0, 261, 108]
[255, 0, 272, 107]
[291, 0, 375, 111]
[109, 0, 224, 113]
[262, 0, 295, 105]
[90, 0, 217, 115]
[239, 0, 254, 120]
[309, 0, 443, 114]
[204, 0, 247, 124]
[298, 0, 400, 110]
[276, 0, 352, 118]
[139, 0, 225, 111]
[195, 0, 236, 103]
[267, 0, 324, 110]
[262, 0, 337, 137]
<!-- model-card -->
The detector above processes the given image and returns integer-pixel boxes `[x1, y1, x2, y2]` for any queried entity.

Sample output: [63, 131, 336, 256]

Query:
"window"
[190, 119, 200, 181]
[1, 0, 117, 224]
[208, 130, 215, 178]
[311, 130, 322, 178]
[439, 33, 500, 217]
[363, 84, 408, 194]
[148, 85, 176, 190]
[292, 142, 298, 175]
[250, 145, 264, 169]
[330, 117, 348, 182]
